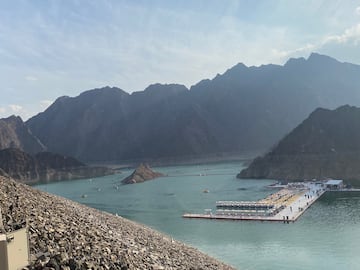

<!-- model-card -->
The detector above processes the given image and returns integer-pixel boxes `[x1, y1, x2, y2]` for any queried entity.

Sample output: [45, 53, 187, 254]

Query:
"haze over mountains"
[238, 105, 360, 181]
[3, 53, 360, 163]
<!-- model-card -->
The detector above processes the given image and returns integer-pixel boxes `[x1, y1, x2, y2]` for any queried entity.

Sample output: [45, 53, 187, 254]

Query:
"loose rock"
[0, 176, 234, 269]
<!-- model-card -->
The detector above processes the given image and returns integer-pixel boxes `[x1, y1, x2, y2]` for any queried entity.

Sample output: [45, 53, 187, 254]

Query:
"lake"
[35, 162, 360, 270]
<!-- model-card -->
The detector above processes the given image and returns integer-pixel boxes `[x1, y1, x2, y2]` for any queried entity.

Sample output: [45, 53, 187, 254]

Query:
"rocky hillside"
[0, 176, 234, 269]
[122, 163, 164, 184]
[0, 115, 45, 153]
[0, 148, 113, 184]
[238, 105, 360, 181]
[27, 53, 360, 162]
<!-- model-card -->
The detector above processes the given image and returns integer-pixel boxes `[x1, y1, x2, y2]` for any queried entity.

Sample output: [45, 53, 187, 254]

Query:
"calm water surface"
[36, 162, 360, 270]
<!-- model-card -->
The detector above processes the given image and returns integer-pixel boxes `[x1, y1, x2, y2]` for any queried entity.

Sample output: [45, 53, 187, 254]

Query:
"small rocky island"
[122, 163, 164, 184]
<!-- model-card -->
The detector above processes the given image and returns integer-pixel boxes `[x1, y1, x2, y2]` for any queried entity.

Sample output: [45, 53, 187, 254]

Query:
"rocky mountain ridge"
[238, 105, 360, 181]
[18, 53, 360, 162]
[0, 115, 46, 154]
[0, 148, 113, 184]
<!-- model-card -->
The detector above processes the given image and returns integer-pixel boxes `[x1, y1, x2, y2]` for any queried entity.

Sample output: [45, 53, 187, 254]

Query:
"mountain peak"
[284, 57, 306, 67]
[284, 53, 340, 68]
[233, 62, 248, 69]
[224, 62, 248, 73]
[3, 115, 23, 123]
[54, 96, 70, 103]
[307, 52, 339, 64]
[80, 86, 128, 97]
[0, 115, 46, 154]
[143, 83, 188, 93]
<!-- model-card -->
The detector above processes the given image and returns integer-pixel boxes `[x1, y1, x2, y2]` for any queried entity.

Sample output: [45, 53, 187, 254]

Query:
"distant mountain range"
[238, 105, 360, 181]
[0, 148, 113, 184]
[3, 53, 360, 163]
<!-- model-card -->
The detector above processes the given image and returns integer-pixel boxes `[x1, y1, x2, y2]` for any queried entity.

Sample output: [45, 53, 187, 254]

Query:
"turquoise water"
[36, 162, 360, 270]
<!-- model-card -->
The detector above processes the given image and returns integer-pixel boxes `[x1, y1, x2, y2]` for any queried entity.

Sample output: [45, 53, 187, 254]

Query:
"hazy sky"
[1, 0, 360, 120]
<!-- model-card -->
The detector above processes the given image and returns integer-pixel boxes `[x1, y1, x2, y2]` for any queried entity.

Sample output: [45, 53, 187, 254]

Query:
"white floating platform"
[183, 182, 326, 222]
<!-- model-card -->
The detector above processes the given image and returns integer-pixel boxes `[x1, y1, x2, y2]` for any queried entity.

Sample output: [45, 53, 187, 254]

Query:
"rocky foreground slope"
[0, 176, 234, 269]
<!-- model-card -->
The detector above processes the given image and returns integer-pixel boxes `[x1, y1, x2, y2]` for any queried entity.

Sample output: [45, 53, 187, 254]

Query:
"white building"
[325, 179, 344, 190]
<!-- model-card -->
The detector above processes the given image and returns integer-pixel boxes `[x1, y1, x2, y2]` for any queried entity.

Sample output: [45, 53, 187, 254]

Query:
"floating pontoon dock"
[183, 181, 329, 222]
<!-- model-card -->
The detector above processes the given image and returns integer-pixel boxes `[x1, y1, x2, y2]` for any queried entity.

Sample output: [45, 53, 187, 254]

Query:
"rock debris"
[0, 176, 234, 270]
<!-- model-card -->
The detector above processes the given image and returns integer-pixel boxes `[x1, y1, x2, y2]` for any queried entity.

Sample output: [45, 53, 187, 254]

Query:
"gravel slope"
[0, 176, 235, 270]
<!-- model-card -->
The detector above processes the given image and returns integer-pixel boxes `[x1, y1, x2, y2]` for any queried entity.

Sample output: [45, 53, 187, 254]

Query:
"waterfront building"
[325, 180, 344, 190]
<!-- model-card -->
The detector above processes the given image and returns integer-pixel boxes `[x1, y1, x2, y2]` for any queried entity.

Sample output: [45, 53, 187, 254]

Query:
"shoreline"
[87, 150, 263, 169]
[0, 176, 235, 269]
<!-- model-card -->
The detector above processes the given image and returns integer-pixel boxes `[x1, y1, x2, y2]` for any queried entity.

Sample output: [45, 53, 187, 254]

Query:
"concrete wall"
[0, 234, 8, 270]
[0, 227, 29, 270]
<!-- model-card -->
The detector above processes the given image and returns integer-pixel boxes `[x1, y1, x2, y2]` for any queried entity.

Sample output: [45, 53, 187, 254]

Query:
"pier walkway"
[183, 182, 326, 222]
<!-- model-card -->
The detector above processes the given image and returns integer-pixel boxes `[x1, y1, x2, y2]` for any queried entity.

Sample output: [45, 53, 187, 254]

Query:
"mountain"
[238, 105, 360, 181]
[0, 148, 113, 183]
[0, 115, 46, 153]
[26, 53, 360, 162]
[121, 163, 164, 184]
[27, 85, 218, 162]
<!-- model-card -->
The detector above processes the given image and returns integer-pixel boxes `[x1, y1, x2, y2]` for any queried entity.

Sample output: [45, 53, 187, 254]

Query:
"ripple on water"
[35, 163, 360, 270]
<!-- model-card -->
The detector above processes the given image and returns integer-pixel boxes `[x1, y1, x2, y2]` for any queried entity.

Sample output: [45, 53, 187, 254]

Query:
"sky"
[1, 0, 360, 120]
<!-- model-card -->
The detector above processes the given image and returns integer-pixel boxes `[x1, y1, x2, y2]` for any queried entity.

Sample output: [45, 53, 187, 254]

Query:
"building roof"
[325, 179, 343, 185]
